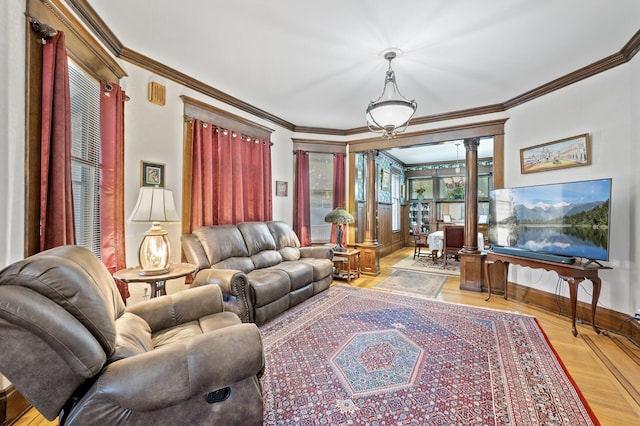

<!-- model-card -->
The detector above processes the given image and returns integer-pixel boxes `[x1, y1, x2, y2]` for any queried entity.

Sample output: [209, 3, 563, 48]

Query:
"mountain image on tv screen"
[488, 178, 611, 261]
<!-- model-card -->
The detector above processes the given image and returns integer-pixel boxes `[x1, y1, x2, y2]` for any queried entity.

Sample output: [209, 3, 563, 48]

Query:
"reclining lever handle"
[205, 387, 231, 403]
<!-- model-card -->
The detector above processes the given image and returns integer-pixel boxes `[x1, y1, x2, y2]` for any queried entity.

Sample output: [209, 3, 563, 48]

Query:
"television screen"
[488, 178, 611, 261]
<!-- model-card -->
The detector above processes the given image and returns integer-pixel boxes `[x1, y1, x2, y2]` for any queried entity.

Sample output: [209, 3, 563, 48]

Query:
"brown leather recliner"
[0, 246, 264, 425]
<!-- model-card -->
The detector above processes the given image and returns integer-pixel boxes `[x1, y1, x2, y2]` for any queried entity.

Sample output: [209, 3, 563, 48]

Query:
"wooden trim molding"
[347, 119, 507, 153]
[24, 0, 126, 256]
[63, 0, 124, 56]
[291, 139, 347, 154]
[121, 47, 296, 132]
[506, 280, 640, 346]
[181, 95, 274, 140]
[27, 0, 126, 82]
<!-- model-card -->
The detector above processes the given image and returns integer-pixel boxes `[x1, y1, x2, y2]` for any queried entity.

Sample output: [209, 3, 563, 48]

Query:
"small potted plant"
[415, 187, 426, 200]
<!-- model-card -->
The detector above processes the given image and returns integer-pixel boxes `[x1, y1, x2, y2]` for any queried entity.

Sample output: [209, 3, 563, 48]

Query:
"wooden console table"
[483, 251, 611, 337]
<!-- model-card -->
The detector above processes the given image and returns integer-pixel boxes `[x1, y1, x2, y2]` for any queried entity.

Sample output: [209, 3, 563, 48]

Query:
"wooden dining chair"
[442, 225, 464, 268]
[410, 222, 430, 260]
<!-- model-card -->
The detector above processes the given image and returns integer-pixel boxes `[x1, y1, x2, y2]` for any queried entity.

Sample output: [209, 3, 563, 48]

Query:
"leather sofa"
[0, 246, 264, 425]
[182, 221, 333, 325]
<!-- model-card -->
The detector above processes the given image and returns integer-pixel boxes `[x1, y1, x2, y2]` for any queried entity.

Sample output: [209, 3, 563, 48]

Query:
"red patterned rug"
[260, 285, 598, 425]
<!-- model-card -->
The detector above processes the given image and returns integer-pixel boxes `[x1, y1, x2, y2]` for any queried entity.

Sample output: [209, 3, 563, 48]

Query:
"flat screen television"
[488, 178, 611, 263]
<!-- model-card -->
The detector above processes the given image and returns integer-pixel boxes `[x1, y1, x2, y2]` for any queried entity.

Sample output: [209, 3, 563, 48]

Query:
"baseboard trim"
[507, 281, 640, 346]
[0, 384, 31, 426]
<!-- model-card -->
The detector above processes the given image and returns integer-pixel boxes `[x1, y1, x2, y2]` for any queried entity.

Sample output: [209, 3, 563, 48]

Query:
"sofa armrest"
[299, 246, 334, 260]
[125, 285, 224, 332]
[93, 323, 263, 412]
[192, 269, 254, 323]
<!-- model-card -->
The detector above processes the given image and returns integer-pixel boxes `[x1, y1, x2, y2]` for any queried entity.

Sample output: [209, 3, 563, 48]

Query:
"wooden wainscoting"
[377, 203, 392, 257]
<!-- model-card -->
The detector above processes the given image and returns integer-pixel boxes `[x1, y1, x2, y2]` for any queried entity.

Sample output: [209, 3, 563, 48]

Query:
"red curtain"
[100, 82, 129, 303]
[330, 152, 347, 245]
[293, 150, 311, 246]
[189, 119, 272, 230]
[39, 31, 75, 251]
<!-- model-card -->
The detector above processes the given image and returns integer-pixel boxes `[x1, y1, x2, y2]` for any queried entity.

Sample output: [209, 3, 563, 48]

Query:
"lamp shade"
[129, 187, 180, 223]
[324, 207, 354, 251]
[366, 72, 416, 128]
[129, 187, 179, 276]
[324, 207, 355, 224]
[366, 50, 417, 139]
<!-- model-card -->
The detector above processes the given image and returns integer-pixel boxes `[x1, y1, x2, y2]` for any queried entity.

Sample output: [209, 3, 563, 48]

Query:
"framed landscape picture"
[141, 161, 165, 187]
[520, 134, 591, 174]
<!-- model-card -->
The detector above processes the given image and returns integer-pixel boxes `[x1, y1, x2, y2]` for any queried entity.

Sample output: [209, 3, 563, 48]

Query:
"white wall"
[0, 0, 26, 392]
[630, 54, 640, 317]
[504, 59, 637, 315]
[0, 0, 26, 268]
[120, 65, 295, 302]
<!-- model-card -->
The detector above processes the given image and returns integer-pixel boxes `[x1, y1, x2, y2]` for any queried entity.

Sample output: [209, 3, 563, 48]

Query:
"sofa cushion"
[267, 221, 301, 248]
[194, 225, 249, 265]
[271, 262, 314, 291]
[279, 246, 301, 261]
[214, 257, 256, 274]
[152, 320, 202, 348]
[251, 250, 283, 269]
[238, 222, 277, 256]
[247, 269, 290, 308]
[298, 258, 334, 282]
[111, 313, 153, 361]
[199, 311, 242, 333]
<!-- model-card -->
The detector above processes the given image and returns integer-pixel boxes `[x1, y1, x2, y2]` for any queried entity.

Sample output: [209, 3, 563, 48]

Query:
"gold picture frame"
[141, 161, 165, 187]
[381, 169, 391, 192]
[520, 133, 591, 174]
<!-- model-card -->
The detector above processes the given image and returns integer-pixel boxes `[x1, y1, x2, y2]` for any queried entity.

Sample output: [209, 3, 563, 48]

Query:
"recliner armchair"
[0, 246, 264, 425]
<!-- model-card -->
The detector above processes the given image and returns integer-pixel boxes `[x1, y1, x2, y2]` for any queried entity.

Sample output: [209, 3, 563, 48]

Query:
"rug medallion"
[260, 285, 597, 425]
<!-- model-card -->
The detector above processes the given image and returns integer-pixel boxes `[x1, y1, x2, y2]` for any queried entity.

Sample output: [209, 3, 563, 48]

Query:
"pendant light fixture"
[366, 49, 417, 139]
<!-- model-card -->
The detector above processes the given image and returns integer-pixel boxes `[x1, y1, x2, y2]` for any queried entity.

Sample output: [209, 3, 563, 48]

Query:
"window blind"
[68, 60, 102, 257]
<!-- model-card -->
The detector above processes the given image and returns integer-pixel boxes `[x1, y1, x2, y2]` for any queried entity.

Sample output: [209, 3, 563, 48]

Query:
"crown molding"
[120, 47, 296, 131]
[63, 0, 639, 136]
[504, 29, 639, 109]
[64, 0, 123, 55]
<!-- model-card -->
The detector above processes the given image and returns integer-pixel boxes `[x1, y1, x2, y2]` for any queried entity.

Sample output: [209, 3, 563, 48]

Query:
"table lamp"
[129, 187, 180, 275]
[324, 207, 354, 252]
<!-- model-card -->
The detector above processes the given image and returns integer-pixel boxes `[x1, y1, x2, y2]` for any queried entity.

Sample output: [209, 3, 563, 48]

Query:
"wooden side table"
[332, 249, 361, 283]
[113, 263, 196, 298]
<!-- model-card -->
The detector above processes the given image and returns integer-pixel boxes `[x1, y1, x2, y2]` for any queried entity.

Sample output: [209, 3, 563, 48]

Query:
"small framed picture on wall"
[141, 161, 165, 187]
[276, 180, 288, 196]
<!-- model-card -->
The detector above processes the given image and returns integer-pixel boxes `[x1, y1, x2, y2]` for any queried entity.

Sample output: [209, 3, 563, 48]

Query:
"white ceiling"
[85, 0, 638, 159]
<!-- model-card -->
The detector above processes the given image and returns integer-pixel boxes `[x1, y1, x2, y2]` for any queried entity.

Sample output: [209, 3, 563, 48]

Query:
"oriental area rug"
[373, 269, 447, 298]
[259, 285, 597, 425]
[392, 253, 460, 276]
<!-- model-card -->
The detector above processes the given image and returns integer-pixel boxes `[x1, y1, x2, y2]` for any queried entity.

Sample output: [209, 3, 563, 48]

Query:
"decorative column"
[356, 150, 381, 275]
[459, 137, 485, 292]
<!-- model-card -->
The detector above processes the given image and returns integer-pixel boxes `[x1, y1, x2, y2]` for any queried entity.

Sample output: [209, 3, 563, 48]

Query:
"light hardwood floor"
[14, 247, 640, 425]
